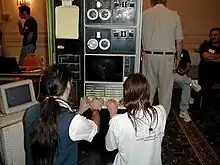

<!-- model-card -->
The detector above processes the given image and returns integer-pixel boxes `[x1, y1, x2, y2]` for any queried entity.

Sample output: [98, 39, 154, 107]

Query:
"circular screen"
[99, 39, 110, 50]
[87, 9, 99, 20]
[87, 39, 99, 50]
[99, 9, 111, 21]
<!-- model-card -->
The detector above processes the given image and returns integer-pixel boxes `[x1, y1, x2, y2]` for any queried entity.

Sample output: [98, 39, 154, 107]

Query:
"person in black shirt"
[174, 49, 201, 122]
[17, 5, 38, 66]
[198, 27, 220, 90]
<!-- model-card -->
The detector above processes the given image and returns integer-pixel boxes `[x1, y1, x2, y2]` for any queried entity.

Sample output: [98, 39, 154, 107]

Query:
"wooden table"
[0, 72, 42, 83]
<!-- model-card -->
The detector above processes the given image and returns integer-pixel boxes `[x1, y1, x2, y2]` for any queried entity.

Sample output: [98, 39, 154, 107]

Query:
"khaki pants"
[142, 54, 174, 115]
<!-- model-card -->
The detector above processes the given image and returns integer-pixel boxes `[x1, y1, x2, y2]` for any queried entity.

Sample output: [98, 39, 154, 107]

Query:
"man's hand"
[175, 57, 181, 68]
[17, 20, 24, 35]
[17, 20, 22, 27]
[203, 52, 220, 61]
[177, 62, 191, 76]
[176, 67, 185, 75]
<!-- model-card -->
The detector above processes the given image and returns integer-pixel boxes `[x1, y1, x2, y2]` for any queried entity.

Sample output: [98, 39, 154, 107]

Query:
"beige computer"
[0, 79, 38, 115]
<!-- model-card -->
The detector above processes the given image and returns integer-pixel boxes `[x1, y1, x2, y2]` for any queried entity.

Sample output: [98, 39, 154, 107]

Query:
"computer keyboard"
[81, 97, 126, 110]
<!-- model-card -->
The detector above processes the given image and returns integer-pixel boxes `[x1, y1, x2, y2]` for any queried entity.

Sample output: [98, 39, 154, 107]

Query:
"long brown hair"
[123, 73, 158, 132]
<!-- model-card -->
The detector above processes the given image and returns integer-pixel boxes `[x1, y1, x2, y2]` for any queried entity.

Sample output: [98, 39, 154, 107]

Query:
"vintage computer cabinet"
[49, 0, 142, 106]
[83, 0, 143, 103]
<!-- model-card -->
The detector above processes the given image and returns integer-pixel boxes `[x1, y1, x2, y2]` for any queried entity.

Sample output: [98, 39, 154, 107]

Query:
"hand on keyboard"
[78, 97, 90, 114]
[105, 99, 118, 117]
[78, 97, 104, 114]
[89, 98, 103, 111]
[81, 97, 125, 109]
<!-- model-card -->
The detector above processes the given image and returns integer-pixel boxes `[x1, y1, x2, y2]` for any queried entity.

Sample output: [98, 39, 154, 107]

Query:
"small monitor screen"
[5, 84, 32, 108]
[86, 56, 123, 82]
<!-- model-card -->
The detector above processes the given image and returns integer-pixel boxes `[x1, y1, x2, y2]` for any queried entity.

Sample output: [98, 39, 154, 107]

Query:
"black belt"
[144, 51, 175, 55]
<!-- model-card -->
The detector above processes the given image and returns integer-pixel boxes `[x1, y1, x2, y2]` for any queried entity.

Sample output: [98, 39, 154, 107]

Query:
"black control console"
[86, 28, 136, 54]
[83, 0, 142, 106]
[85, 0, 137, 25]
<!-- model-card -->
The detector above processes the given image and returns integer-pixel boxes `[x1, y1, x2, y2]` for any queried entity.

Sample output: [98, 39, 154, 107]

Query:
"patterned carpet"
[190, 89, 220, 160]
[172, 109, 220, 165]
[191, 106, 220, 157]
[162, 110, 200, 165]
[172, 89, 220, 165]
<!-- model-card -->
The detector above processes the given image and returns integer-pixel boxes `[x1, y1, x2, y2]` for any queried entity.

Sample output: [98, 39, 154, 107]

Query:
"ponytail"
[31, 97, 61, 165]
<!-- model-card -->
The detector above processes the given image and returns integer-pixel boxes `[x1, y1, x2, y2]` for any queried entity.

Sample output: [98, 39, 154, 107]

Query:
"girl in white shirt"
[105, 73, 167, 165]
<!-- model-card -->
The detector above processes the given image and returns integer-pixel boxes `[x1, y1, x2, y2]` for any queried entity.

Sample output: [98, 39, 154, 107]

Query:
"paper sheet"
[55, 5, 79, 39]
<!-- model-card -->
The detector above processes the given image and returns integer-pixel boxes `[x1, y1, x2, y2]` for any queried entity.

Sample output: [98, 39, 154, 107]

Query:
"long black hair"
[31, 64, 72, 165]
[123, 73, 158, 132]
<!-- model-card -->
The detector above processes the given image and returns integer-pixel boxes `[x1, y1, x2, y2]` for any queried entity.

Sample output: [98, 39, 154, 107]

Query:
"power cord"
[37, 69, 45, 101]
[37, 57, 46, 101]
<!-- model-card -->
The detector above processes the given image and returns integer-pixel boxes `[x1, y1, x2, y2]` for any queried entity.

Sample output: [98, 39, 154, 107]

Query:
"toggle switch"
[113, 32, 119, 37]
[114, 2, 120, 8]
[96, 32, 101, 38]
[130, 3, 135, 7]
[96, 1, 102, 8]
[128, 31, 134, 37]
[57, 45, 65, 49]
[121, 1, 128, 7]
[120, 31, 127, 37]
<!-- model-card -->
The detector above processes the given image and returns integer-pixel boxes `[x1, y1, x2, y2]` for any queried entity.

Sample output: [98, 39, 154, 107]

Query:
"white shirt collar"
[154, 4, 166, 8]
[45, 96, 75, 112]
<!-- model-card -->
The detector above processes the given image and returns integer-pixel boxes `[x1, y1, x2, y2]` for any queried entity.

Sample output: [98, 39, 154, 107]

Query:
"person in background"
[198, 27, 220, 105]
[141, 0, 183, 115]
[17, 5, 38, 66]
[23, 64, 102, 165]
[174, 49, 201, 122]
[105, 73, 167, 165]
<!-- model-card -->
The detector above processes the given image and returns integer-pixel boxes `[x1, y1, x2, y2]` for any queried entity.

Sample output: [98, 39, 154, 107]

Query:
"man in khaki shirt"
[142, 0, 183, 115]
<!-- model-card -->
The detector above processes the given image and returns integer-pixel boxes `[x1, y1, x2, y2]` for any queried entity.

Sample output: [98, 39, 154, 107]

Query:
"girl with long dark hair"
[105, 73, 167, 165]
[23, 64, 102, 165]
